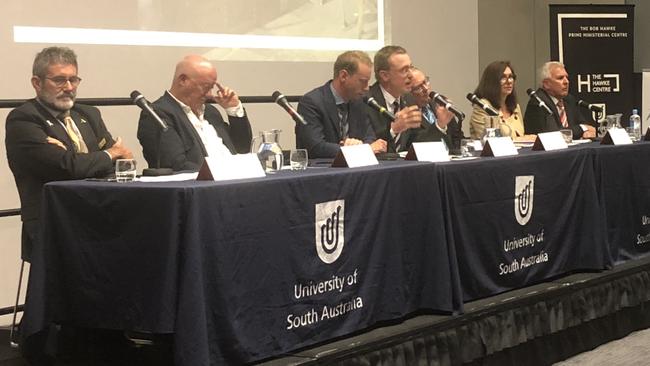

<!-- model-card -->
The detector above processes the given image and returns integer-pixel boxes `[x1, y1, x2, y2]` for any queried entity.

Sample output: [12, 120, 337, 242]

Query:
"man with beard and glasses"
[5, 46, 133, 262]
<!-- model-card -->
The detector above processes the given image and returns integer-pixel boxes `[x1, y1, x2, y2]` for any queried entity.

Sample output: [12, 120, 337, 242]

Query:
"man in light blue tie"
[409, 67, 463, 150]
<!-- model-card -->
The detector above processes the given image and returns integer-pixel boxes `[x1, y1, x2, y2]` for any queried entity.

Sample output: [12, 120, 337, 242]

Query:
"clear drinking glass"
[115, 159, 137, 182]
[290, 149, 308, 170]
[560, 129, 573, 144]
[460, 139, 475, 157]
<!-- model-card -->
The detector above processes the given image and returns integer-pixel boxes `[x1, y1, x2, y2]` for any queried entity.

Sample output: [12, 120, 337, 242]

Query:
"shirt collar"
[328, 81, 346, 106]
[379, 84, 399, 108]
[167, 90, 205, 117]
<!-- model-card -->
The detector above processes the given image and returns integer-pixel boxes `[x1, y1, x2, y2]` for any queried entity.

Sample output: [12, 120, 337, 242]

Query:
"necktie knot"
[58, 111, 88, 153]
[392, 100, 400, 115]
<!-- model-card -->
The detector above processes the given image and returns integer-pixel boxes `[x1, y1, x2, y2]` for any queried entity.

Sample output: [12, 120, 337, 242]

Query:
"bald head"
[173, 55, 215, 82]
[169, 54, 218, 112]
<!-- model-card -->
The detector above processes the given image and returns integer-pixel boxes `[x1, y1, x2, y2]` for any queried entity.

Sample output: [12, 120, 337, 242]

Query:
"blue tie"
[424, 106, 436, 125]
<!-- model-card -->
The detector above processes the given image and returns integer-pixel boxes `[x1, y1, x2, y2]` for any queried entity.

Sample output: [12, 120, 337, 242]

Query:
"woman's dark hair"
[474, 60, 517, 114]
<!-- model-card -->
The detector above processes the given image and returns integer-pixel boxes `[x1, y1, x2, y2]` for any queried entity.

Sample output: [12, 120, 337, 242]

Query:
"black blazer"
[523, 88, 596, 139]
[137, 92, 252, 171]
[6, 100, 116, 260]
[367, 82, 449, 152]
[413, 100, 463, 150]
[296, 81, 376, 158]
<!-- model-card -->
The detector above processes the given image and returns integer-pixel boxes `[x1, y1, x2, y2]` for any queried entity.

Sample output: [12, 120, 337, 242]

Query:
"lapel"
[323, 83, 343, 141]
[163, 92, 208, 157]
[32, 101, 77, 151]
[539, 89, 563, 129]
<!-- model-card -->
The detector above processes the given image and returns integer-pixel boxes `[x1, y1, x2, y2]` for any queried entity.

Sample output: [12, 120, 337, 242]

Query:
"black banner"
[550, 4, 635, 126]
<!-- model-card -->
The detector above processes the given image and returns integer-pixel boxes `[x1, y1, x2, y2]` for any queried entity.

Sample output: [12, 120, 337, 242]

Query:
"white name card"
[197, 154, 266, 181]
[481, 137, 518, 157]
[332, 144, 379, 168]
[405, 142, 450, 162]
[532, 131, 568, 151]
[601, 127, 633, 145]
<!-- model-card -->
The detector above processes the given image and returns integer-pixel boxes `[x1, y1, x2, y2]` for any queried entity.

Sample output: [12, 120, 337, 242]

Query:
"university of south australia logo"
[515, 176, 534, 226]
[315, 200, 345, 264]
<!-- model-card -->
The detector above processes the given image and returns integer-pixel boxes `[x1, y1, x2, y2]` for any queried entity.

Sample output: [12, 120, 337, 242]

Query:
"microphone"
[363, 96, 396, 121]
[130, 90, 168, 131]
[577, 99, 603, 113]
[466, 93, 499, 116]
[428, 91, 465, 120]
[526, 88, 553, 115]
[271, 91, 307, 125]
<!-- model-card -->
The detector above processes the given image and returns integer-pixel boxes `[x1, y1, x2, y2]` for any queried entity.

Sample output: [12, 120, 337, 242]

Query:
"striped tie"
[557, 100, 568, 128]
[60, 111, 88, 153]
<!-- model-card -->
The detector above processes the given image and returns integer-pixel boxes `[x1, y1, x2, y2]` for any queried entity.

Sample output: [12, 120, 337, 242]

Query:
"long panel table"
[21, 141, 650, 365]
[438, 144, 611, 301]
[593, 143, 650, 263]
[22, 161, 461, 365]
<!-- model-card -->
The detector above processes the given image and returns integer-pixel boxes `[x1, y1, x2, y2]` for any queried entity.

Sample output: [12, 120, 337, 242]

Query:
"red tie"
[557, 100, 568, 128]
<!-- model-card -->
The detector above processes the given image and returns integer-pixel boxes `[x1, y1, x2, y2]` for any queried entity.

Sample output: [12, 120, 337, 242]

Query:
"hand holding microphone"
[392, 105, 422, 134]
[429, 91, 465, 121]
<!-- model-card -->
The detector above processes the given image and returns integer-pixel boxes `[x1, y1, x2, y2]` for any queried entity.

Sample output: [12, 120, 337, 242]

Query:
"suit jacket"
[414, 100, 462, 150]
[5, 99, 116, 260]
[469, 99, 525, 139]
[367, 82, 447, 152]
[296, 81, 376, 158]
[523, 88, 596, 139]
[137, 92, 252, 171]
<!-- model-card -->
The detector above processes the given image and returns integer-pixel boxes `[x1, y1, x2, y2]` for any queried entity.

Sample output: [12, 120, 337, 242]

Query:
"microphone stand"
[142, 123, 173, 176]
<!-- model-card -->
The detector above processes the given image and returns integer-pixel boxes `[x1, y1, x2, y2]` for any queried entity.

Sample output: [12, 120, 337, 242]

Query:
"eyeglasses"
[45, 76, 82, 87]
[500, 75, 516, 84]
[412, 77, 430, 94]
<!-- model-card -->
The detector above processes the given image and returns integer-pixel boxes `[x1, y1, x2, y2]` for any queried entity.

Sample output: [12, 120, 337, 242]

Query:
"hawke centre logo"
[315, 200, 345, 264]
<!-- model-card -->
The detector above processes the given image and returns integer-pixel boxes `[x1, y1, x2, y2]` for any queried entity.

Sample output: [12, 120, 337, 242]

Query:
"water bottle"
[630, 109, 641, 141]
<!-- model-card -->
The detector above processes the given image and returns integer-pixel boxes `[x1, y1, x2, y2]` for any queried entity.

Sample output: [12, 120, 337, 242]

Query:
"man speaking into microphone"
[408, 67, 463, 150]
[366, 45, 424, 153]
[296, 50, 387, 158]
[137, 54, 252, 171]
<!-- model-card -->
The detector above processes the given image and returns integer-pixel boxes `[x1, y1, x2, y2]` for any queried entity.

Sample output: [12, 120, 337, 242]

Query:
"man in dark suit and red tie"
[523, 61, 597, 140]
[5, 46, 133, 261]
[296, 50, 387, 158]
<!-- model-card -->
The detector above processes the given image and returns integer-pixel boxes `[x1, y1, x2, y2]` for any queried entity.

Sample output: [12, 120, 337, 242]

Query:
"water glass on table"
[115, 159, 137, 182]
[290, 149, 308, 170]
[460, 139, 476, 157]
[560, 129, 573, 144]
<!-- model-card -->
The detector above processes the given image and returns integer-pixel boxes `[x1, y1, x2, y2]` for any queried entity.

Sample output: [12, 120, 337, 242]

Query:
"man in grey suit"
[296, 50, 386, 158]
[137, 55, 252, 171]
[6, 46, 133, 261]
